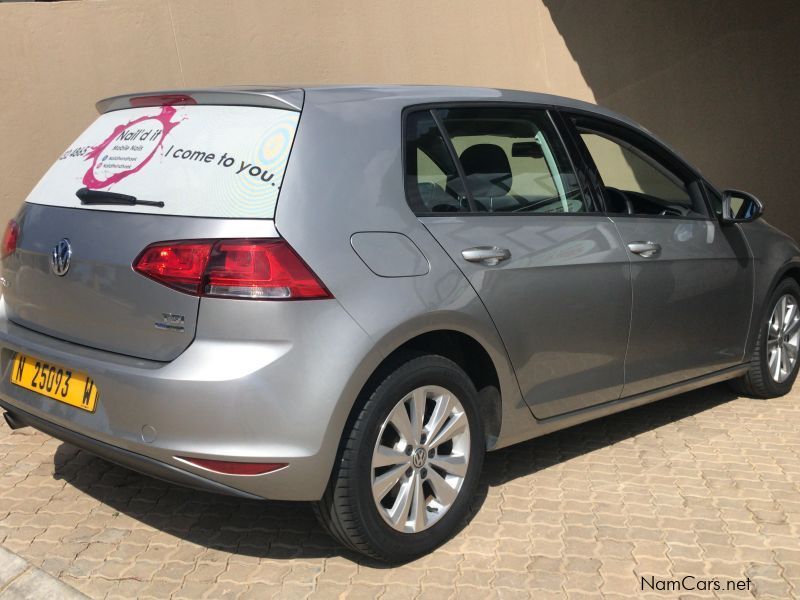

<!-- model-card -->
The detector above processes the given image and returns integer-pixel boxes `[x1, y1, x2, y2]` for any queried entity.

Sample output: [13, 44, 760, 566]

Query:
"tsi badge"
[50, 239, 72, 277]
[156, 313, 185, 332]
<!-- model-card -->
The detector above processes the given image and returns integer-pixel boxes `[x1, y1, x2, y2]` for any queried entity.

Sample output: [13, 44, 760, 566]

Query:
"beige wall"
[0, 0, 797, 237]
[0, 0, 591, 225]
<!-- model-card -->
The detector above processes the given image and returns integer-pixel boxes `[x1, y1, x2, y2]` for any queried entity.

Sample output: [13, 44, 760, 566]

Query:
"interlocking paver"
[2, 383, 800, 597]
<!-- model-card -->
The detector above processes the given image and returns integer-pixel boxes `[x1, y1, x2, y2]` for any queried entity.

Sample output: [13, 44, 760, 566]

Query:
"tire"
[314, 354, 485, 563]
[731, 278, 800, 398]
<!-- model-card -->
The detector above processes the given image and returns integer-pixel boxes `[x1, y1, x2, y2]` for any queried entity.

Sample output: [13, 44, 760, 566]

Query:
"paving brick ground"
[1, 382, 799, 599]
[0, 545, 87, 599]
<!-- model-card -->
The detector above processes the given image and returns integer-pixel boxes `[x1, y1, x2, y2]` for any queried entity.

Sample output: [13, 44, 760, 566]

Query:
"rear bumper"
[0, 401, 261, 499]
[0, 297, 374, 501]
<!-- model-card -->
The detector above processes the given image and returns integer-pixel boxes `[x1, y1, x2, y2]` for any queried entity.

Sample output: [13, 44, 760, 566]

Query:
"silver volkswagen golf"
[1, 85, 798, 562]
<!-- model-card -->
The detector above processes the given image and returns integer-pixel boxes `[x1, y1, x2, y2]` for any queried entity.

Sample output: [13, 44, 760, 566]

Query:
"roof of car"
[96, 83, 644, 131]
[95, 84, 702, 183]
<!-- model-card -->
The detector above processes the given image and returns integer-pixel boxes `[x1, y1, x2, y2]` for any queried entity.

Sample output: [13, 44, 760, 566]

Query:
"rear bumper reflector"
[176, 456, 287, 476]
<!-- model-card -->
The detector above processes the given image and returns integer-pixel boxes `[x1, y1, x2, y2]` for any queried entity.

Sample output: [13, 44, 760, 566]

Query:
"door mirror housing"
[721, 189, 763, 224]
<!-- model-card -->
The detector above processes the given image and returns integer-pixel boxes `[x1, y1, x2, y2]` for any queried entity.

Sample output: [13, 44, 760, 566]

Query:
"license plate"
[9, 353, 99, 412]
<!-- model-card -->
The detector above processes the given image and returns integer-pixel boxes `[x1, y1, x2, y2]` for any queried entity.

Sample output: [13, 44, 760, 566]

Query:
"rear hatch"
[1, 94, 301, 361]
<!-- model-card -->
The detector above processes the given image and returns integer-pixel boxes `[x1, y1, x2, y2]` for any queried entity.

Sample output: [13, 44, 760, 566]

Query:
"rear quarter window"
[26, 105, 300, 218]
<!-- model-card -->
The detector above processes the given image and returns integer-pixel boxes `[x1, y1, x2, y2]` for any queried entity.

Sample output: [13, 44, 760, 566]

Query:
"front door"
[568, 115, 752, 396]
[404, 106, 632, 419]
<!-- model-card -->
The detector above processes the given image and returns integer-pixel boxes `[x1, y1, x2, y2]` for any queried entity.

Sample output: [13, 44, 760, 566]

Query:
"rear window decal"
[83, 106, 182, 189]
[26, 105, 300, 218]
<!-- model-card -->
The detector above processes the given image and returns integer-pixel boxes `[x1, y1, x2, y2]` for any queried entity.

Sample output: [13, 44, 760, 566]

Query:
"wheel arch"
[779, 263, 800, 291]
[745, 257, 800, 360]
[349, 329, 505, 451]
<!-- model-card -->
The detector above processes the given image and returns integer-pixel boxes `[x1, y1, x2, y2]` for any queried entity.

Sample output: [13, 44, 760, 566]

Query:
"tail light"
[133, 239, 331, 300]
[133, 242, 210, 295]
[1, 220, 19, 259]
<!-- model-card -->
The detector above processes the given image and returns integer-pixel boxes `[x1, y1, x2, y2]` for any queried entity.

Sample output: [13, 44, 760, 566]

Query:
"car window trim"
[401, 101, 601, 217]
[430, 109, 477, 213]
[548, 109, 604, 213]
[558, 109, 715, 221]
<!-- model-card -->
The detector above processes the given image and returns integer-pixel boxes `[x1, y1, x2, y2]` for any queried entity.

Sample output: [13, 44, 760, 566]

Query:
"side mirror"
[721, 189, 763, 224]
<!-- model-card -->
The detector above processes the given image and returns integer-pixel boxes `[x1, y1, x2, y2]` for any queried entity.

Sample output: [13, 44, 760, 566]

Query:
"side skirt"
[493, 364, 748, 450]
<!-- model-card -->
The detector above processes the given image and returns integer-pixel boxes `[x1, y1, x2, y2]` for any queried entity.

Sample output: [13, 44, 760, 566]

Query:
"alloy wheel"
[370, 385, 471, 533]
[767, 293, 800, 383]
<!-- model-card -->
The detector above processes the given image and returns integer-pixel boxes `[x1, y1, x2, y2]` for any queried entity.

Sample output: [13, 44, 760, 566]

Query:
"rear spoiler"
[96, 86, 304, 114]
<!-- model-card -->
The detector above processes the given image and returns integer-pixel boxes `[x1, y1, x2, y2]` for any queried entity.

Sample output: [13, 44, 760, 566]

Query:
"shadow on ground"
[52, 383, 741, 565]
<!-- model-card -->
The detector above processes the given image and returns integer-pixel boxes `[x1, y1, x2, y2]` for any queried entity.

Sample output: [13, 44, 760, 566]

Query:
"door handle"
[461, 246, 511, 266]
[627, 241, 662, 258]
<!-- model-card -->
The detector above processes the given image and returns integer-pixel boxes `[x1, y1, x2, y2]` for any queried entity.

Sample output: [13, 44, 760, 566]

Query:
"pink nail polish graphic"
[82, 106, 182, 189]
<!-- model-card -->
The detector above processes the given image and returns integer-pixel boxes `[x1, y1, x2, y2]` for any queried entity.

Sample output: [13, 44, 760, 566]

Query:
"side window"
[436, 107, 588, 213]
[575, 120, 707, 218]
[405, 111, 468, 213]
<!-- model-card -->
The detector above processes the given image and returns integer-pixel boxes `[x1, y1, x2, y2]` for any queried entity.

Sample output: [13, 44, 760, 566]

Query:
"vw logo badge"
[412, 447, 427, 469]
[50, 239, 72, 277]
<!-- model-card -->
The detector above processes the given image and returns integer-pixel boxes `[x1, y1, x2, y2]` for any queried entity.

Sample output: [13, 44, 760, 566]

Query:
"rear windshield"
[26, 105, 300, 218]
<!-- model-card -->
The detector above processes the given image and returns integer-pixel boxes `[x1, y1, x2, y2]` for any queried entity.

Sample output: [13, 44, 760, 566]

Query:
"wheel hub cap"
[767, 293, 800, 383]
[370, 385, 471, 534]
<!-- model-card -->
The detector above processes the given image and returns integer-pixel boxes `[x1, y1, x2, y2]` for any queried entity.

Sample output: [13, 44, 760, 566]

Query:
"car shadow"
[51, 382, 741, 565]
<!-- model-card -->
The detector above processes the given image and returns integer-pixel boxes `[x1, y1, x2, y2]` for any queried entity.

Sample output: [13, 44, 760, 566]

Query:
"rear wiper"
[76, 188, 164, 208]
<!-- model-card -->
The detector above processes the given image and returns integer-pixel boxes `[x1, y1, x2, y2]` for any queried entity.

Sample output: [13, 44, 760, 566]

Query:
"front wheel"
[314, 355, 485, 562]
[732, 278, 800, 398]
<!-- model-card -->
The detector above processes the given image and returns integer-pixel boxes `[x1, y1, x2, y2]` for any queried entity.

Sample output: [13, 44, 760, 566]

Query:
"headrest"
[459, 144, 512, 197]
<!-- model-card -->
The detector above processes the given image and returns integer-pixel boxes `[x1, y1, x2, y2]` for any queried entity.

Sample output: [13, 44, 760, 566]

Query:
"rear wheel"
[314, 355, 484, 562]
[732, 278, 800, 398]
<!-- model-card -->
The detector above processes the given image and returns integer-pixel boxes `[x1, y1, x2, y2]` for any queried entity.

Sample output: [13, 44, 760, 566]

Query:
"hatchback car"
[1, 85, 798, 562]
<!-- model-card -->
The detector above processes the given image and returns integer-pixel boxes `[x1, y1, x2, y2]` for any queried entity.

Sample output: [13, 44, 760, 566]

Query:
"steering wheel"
[605, 187, 634, 215]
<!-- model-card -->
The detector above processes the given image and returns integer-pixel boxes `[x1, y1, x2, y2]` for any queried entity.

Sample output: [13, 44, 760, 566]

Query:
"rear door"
[406, 106, 632, 419]
[2, 102, 300, 361]
[566, 113, 752, 396]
